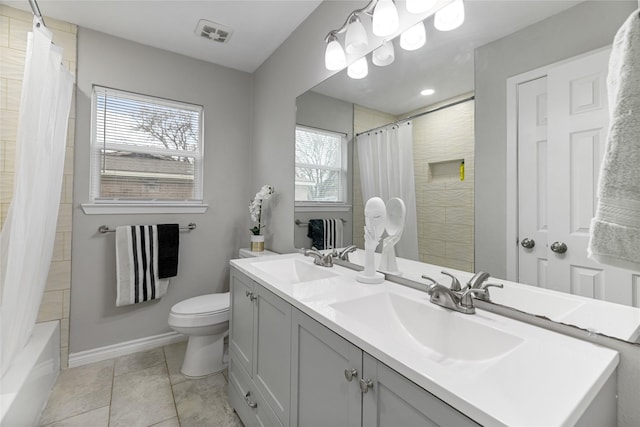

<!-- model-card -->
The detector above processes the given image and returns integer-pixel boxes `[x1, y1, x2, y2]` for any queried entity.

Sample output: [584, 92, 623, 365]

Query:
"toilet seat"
[171, 292, 229, 315]
[169, 292, 230, 328]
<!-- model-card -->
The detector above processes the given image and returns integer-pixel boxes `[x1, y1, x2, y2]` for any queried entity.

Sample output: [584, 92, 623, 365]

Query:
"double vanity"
[228, 253, 619, 426]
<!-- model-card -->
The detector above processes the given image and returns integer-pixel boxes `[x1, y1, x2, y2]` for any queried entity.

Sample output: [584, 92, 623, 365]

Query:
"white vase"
[250, 235, 265, 252]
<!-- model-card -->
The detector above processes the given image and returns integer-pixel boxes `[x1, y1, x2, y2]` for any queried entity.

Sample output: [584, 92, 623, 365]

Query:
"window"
[89, 86, 204, 208]
[295, 125, 347, 203]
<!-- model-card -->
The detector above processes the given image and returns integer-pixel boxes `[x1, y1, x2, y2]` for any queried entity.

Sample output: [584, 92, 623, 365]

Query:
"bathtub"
[1, 321, 60, 427]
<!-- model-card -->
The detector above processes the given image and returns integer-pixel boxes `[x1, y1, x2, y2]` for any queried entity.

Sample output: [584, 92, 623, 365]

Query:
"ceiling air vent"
[195, 19, 233, 44]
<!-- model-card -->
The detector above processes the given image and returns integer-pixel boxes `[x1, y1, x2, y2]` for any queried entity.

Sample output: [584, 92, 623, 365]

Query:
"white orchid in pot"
[249, 185, 274, 251]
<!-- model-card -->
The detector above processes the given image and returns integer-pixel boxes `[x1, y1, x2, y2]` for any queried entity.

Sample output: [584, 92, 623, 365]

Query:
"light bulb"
[406, 0, 437, 14]
[434, 0, 465, 31]
[324, 36, 346, 71]
[372, 40, 395, 66]
[372, 0, 399, 37]
[400, 22, 426, 51]
[420, 88, 435, 96]
[345, 16, 368, 54]
[348, 57, 369, 79]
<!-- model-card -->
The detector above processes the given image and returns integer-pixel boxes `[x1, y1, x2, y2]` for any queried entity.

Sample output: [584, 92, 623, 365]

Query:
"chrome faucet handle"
[338, 245, 357, 261]
[441, 271, 462, 291]
[421, 275, 439, 293]
[467, 271, 491, 289]
[474, 283, 503, 302]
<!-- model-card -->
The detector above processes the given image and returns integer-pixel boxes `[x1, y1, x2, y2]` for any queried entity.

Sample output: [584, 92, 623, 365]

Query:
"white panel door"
[518, 48, 637, 306]
[517, 77, 549, 288]
[547, 47, 634, 305]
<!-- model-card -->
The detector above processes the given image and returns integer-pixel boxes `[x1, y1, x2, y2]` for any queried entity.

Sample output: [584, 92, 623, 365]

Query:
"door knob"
[344, 368, 358, 382]
[550, 241, 568, 254]
[359, 378, 374, 394]
[520, 238, 535, 249]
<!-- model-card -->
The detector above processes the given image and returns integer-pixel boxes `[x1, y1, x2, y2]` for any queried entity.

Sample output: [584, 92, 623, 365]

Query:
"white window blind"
[90, 86, 204, 204]
[295, 125, 347, 203]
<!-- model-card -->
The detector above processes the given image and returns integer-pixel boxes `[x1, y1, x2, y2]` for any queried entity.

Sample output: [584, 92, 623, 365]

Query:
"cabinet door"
[290, 309, 361, 427]
[230, 268, 255, 375]
[361, 353, 479, 427]
[253, 285, 292, 427]
[228, 356, 284, 427]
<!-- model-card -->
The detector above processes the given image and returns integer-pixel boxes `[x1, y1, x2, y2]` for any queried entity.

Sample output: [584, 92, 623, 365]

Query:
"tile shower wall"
[353, 96, 474, 271]
[0, 5, 77, 368]
[411, 95, 474, 272]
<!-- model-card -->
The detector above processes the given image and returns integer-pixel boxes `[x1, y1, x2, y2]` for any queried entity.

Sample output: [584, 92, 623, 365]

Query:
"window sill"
[81, 203, 208, 215]
[295, 203, 352, 213]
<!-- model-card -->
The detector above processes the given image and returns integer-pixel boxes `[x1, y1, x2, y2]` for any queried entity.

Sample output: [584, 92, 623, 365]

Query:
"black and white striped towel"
[115, 225, 170, 307]
[307, 218, 343, 250]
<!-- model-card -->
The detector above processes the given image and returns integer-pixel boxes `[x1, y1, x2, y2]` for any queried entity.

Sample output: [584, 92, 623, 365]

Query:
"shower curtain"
[357, 122, 419, 260]
[0, 19, 74, 376]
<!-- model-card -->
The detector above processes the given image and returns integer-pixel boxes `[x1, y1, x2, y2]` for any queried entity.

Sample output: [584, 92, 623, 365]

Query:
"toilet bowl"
[168, 292, 229, 377]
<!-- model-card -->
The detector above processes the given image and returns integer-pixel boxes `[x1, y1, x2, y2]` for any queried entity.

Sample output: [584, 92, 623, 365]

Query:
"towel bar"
[98, 222, 197, 234]
[295, 219, 347, 227]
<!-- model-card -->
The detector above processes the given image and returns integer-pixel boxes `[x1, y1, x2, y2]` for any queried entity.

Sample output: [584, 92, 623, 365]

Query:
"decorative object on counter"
[115, 224, 180, 307]
[249, 184, 274, 252]
[307, 218, 343, 250]
[357, 197, 387, 284]
[588, 9, 640, 271]
[379, 198, 406, 275]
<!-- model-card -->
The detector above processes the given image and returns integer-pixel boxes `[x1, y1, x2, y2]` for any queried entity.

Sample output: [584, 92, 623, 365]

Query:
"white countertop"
[230, 253, 619, 427]
[352, 250, 640, 342]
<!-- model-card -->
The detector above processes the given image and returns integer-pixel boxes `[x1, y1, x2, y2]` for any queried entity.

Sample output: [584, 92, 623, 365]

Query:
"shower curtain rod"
[28, 0, 46, 27]
[356, 95, 475, 137]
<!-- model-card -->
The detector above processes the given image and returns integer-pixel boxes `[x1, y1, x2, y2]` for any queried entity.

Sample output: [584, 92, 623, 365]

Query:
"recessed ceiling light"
[421, 89, 435, 96]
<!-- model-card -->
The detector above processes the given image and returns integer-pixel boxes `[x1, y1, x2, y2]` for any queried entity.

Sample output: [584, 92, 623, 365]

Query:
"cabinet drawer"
[229, 350, 283, 427]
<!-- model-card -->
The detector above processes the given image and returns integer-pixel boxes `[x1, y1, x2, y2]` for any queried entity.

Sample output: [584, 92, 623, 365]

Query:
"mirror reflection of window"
[295, 125, 347, 204]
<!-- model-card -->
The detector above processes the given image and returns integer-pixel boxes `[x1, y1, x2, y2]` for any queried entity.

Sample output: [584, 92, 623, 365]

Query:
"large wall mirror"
[295, 0, 640, 343]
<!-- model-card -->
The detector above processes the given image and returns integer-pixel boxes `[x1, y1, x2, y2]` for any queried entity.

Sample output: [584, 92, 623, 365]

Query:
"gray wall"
[295, 91, 354, 249]
[474, 1, 636, 279]
[71, 28, 252, 353]
[250, 1, 448, 254]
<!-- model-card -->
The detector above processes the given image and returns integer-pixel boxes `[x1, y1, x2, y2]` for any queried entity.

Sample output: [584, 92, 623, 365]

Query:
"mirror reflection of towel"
[307, 219, 343, 250]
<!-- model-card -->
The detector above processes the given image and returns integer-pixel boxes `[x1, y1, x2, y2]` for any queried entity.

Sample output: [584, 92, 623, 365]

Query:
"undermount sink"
[331, 292, 523, 363]
[252, 258, 339, 285]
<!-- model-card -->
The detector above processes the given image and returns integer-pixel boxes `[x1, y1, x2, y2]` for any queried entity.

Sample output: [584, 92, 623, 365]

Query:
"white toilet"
[168, 292, 230, 377]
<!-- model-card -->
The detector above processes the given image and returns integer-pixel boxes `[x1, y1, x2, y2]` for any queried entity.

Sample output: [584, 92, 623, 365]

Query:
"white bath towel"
[116, 225, 169, 307]
[588, 9, 640, 271]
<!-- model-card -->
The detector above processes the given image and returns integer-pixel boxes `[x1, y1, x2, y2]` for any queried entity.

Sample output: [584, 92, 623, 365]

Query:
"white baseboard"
[68, 331, 186, 368]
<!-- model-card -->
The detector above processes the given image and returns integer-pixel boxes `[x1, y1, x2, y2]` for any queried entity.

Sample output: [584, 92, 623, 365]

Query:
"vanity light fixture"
[372, 39, 395, 66]
[345, 16, 369, 54]
[406, 0, 438, 14]
[434, 0, 465, 31]
[420, 88, 435, 96]
[348, 56, 369, 79]
[372, 0, 400, 37]
[325, 33, 347, 70]
[323, 0, 465, 77]
[400, 21, 426, 51]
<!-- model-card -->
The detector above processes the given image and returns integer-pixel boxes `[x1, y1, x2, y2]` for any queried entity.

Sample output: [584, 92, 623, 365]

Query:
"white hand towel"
[116, 225, 169, 307]
[588, 9, 640, 271]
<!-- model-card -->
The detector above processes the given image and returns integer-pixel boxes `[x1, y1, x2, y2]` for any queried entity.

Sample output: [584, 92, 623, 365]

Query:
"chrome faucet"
[421, 273, 488, 314]
[467, 271, 491, 289]
[466, 271, 504, 302]
[336, 245, 357, 261]
[304, 249, 334, 267]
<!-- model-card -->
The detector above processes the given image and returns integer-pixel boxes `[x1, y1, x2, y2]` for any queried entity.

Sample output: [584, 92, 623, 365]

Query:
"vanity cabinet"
[230, 268, 478, 426]
[229, 269, 291, 427]
[290, 309, 478, 427]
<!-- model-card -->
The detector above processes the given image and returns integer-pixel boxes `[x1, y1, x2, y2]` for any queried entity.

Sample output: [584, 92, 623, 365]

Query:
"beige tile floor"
[38, 341, 244, 427]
